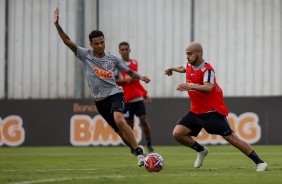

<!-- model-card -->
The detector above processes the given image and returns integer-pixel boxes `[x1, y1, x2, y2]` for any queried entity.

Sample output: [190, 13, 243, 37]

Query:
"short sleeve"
[203, 69, 215, 84]
[130, 59, 138, 71]
[114, 69, 123, 79]
[115, 56, 130, 72]
[183, 63, 187, 71]
[76, 46, 89, 62]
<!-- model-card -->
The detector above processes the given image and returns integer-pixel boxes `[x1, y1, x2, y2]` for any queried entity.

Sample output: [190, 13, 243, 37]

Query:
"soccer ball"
[144, 153, 164, 172]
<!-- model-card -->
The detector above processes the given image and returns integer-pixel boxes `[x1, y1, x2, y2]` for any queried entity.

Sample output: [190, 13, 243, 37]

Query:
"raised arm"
[165, 65, 186, 76]
[54, 7, 77, 55]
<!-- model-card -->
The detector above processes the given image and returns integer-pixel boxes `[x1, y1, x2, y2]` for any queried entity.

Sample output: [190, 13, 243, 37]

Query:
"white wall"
[83, 0, 98, 98]
[0, 0, 5, 98]
[99, 0, 191, 97]
[99, 0, 282, 97]
[194, 0, 282, 96]
[7, 0, 78, 98]
[1, 0, 282, 99]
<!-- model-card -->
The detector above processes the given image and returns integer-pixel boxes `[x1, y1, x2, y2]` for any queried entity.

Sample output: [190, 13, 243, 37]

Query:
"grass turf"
[0, 145, 281, 184]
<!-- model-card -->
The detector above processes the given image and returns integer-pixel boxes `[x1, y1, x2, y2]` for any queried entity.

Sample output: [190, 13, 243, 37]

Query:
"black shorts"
[124, 100, 146, 120]
[177, 111, 233, 136]
[95, 93, 125, 132]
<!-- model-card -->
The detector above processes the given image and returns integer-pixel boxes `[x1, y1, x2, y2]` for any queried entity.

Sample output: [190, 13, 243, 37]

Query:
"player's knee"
[114, 112, 125, 126]
[114, 117, 126, 128]
[223, 136, 231, 143]
[139, 116, 147, 124]
[172, 130, 182, 140]
[223, 133, 238, 144]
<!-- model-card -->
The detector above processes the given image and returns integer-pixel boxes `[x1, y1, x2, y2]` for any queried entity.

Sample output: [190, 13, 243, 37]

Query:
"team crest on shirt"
[201, 66, 206, 72]
[105, 61, 114, 70]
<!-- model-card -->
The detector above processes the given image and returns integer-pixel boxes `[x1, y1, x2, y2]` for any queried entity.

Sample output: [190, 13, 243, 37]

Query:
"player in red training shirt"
[165, 42, 268, 171]
[115, 42, 155, 154]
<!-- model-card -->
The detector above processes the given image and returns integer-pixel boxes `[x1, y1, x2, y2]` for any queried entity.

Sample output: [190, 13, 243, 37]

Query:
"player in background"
[54, 7, 149, 167]
[165, 42, 268, 171]
[115, 42, 155, 154]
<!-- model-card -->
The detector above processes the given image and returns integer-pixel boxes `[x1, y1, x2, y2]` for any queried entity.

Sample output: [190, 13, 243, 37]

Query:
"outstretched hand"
[144, 95, 152, 103]
[54, 7, 59, 25]
[176, 83, 194, 91]
[165, 68, 173, 76]
[140, 76, 150, 83]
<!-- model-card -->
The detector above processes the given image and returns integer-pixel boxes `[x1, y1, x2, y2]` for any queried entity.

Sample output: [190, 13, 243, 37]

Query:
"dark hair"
[119, 41, 130, 48]
[89, 30, 104, 42]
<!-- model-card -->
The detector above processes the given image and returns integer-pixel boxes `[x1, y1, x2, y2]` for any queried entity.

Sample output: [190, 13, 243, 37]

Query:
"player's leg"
[139, 114, 154, 153]
[203, 112, 268, 171]
[172, 112, 208, 168]
[124, 103, 134, 129]
[114, 111, 139, 148]
[126, 119, 134, 129]
[111, 93, 146, 166]
[113, 111, 146, 166]
[124, 118, 135, 155]
[134, 101, 154, 153]
[223, 133, 268, 171]
[172, 124, 194, 146]
[114, 111, 138, 148]
[124, 103, 136, 154]
[95, 93, 145, 166]
[223, 133, 253, 155]
[116, 129, 133, 148]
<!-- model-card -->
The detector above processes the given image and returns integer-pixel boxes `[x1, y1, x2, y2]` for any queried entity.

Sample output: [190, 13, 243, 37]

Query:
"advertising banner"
[0, 97, 281, 146]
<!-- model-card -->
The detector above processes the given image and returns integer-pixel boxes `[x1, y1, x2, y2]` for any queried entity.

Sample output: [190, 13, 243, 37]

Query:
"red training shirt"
[119, 59, 147, 103]
[186, 62, 228, 116]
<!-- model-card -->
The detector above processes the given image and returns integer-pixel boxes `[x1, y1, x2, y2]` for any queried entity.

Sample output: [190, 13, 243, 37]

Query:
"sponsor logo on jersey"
[93, 68, 113, 79]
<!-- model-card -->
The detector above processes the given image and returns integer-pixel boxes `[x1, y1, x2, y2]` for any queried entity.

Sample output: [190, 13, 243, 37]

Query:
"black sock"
[248, 150, 264, 164]
[191, 141, 204, 152]
[130, 147, 135, 153]
[134, 147, 143, 156]
[146, 137, 152, 147]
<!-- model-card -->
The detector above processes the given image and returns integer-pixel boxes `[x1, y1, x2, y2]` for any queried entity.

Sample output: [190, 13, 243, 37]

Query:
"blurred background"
[0, 0, 281, 147]
[0, 0, 281, 99]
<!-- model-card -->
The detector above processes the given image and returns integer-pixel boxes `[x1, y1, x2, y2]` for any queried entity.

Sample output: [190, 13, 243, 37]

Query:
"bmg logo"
[70, 114, 142, 146]
[0, 115, 25, 146]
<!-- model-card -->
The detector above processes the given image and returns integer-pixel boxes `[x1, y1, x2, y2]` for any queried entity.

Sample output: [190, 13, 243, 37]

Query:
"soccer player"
[115, 42, 155, 154]
[53, 7, 149, 166]
[165, 42, 268, 171]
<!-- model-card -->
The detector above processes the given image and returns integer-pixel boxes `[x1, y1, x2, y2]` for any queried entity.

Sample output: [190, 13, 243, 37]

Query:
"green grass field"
[0, 145, 281, 184]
